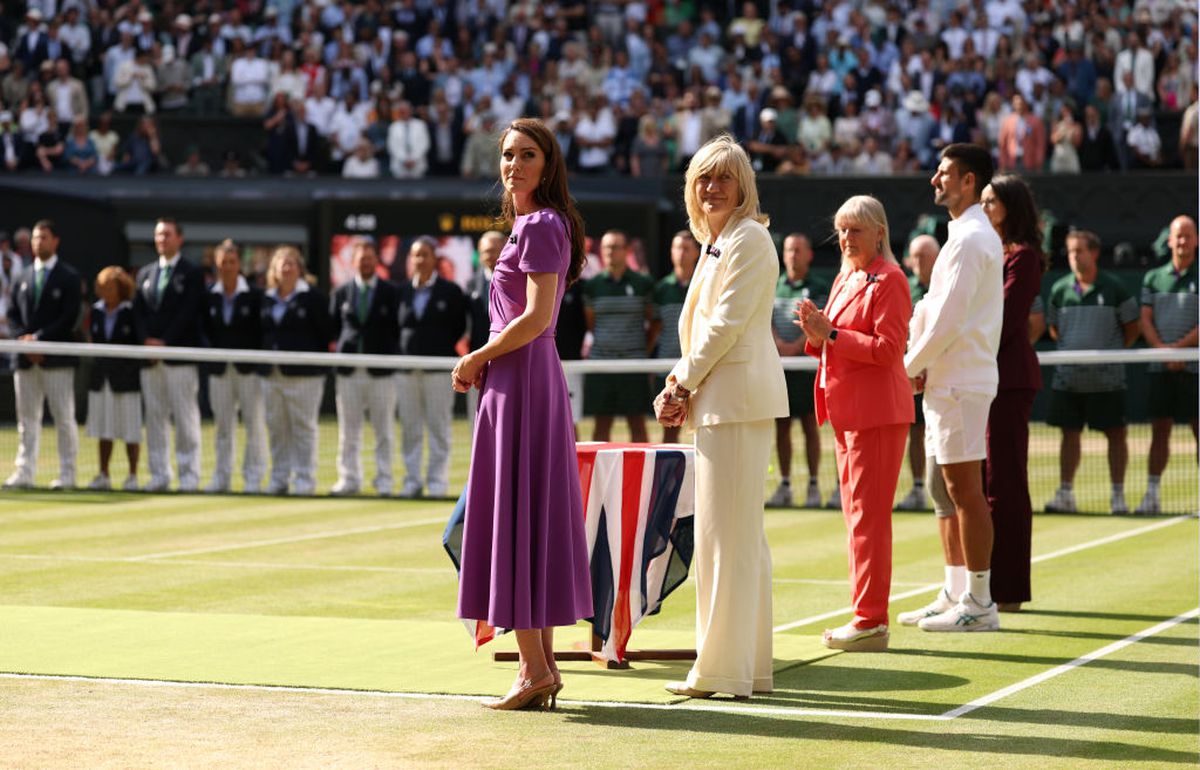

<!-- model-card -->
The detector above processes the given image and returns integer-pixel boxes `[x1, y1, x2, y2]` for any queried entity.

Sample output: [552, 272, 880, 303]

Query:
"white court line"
[129, 517, 448, 560]
[0, 553, 449, 574]
[940, 607, 1200, 719]
[772, 515, 1192, 633]
[0, 672, 946, 721]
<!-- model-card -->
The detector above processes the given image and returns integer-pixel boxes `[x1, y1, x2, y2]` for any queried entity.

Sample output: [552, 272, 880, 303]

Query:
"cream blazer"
[670, 216, 789, 428]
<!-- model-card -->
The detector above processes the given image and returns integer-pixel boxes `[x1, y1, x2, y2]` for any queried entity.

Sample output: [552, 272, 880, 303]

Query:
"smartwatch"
[828, 328, 839, 342]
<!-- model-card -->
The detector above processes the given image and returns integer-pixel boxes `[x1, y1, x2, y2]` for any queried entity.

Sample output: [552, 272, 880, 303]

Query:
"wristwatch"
[828, 329, 839, 342]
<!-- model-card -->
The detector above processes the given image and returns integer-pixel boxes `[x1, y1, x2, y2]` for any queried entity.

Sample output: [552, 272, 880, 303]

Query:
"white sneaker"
[3, 472, 33, 489]
[1134, 491, 1160, 516]
[330, 480, 359, 496]
[766, 482, 792, 508]
[122, 475, 139, 491]
[49, 477, 74, 490]
[87, 473, 111, 491]
[919, 593, 1000, 632]
[897, 588, 958, 626]
[896, 487, 927, 511]
[143, 477, 171, 493]
[825, 485, 842, 510]
[803, 483, 822, 508]
[1111, 491, 1129, 515]
[1044, 488, 1077, 513]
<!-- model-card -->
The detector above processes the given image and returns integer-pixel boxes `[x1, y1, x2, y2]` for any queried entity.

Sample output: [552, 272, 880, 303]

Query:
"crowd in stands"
[0, 1, 1197, 178]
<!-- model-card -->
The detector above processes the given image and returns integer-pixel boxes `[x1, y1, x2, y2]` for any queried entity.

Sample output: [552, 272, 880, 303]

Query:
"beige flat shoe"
[823, 622, 889, 652]
[664, 682, 749, 700]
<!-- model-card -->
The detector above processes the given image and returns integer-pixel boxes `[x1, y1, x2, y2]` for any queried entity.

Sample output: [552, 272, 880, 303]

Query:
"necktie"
[156, 263, 173, 306]
[357, 285, 369, 353]
[34, 265, 45, 306]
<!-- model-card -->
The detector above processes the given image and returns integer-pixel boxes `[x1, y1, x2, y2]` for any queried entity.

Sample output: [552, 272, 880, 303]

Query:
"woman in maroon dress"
[979, 174, 1046, 612]
[452, 119, 592, 711]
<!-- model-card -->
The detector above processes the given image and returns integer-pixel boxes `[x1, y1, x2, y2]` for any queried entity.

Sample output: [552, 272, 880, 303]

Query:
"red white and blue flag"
[444, 443, 695, 661]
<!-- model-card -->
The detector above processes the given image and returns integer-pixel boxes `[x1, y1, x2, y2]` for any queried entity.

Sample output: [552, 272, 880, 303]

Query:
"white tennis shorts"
[922, 386, 995, 465]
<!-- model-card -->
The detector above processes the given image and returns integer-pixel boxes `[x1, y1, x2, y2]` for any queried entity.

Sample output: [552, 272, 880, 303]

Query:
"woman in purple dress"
[451, 118, 592, 711]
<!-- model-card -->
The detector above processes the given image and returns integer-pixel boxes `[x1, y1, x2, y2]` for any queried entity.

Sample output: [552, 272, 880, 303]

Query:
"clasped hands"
[451, 353, 485, 393]
[794, 299, 833, 346]
[653, 379, 689, 427]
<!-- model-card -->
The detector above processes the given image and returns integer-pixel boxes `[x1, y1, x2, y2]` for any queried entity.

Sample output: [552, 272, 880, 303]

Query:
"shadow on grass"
[1017, 610, 1198, 624]
[999, 627, 1199, 647]
[560, 705, 1197, 763]
[892, 647, 1198, 677]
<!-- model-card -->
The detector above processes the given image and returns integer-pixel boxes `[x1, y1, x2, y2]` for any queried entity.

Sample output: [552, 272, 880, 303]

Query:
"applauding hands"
[794, 298, 834, 346]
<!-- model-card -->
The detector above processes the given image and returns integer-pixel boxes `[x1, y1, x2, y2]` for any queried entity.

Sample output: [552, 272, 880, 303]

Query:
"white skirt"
[86, 384, 142, 443]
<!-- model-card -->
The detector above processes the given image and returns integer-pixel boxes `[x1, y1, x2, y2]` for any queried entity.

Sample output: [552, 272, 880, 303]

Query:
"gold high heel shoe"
[483, 677, 557, 711]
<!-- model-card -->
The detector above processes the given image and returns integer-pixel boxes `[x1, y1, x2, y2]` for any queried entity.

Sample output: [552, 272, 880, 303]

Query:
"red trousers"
[984, 388, 1036, 604]
[834, 422, 909, 627]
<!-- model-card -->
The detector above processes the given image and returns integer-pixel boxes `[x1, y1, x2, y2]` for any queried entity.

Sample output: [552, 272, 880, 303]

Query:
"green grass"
[1, 416, 1196, 514]
[0, 464, 1196, 767]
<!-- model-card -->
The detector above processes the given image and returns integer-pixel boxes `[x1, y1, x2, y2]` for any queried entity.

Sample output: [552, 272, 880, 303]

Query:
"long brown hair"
[989, 174, 1048, 273]
[498, 118, 587, 285]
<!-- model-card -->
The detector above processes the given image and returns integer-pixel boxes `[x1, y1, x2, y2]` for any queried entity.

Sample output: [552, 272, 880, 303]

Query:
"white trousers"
[13, 366, 77, 483]
[396, 369, 453, 494]
[209, 368, 267, 490]
[687, 419, 775, 697]
[264, 371, 324, 494]
[335, 370, 397, 493]
[141, 363, 202, 489]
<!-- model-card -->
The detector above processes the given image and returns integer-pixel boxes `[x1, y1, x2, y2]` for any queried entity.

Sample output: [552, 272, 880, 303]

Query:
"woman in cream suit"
[796, 196, 913, 651]
[655, 135, 788, 700]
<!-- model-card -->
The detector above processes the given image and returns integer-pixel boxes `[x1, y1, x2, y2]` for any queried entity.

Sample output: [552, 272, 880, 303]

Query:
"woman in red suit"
[979, 175, 1046, 612]
[797, 195, 914, 651]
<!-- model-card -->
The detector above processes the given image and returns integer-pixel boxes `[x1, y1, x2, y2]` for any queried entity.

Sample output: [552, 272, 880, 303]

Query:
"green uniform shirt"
[773, 274, 830, 344]
[653, 273, 690, 360]
[583, 269, 655, 359]
[908, 273, 930, 306]
[1141, 260, 1199, 373]
[1046, 272, 1139, 392]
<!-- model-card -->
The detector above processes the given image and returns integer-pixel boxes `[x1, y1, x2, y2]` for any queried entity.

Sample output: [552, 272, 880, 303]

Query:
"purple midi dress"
[456, 208, 593, 630]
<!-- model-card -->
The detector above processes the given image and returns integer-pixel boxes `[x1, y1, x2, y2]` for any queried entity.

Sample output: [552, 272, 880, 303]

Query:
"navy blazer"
[260, 284, 334, 377]
[331, 278, 400, 376]
[7, 258, 81, 369]
[397, 276, 467, 358]
[87, 300, 144, 392]
[465, 269, 491, 351]
[203, 283, 263, 376]
[134, 257, 206, 364]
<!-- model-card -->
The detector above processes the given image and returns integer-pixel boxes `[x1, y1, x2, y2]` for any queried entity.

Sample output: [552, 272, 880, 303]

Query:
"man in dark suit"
[133, 217, 206, 491]
[284, 100, 326, 176]
[4, 219, 80, 489]
[426, 99, 466, 177]
[330, 238, 401, 496]
[396, 236, 467, 498]
[202, 239, 266, 493]
[1079, 103, 1120, 171]
[14, 10, 50, 73]
[464, 231, 502, 426]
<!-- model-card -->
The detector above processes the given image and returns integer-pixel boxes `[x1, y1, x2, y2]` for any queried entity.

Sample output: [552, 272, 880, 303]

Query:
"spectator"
[103, 32, 137, 104]
[776, 143, 811, 175]
[270, 49, 306, 104]
[832, 99, 863, 154]
[62, 117, 97, 175]
[768, 233, 828, 509]
[853, 135, 892, 175]
[1181, 85, 1200, 170]
[1114, 30, 1155, 99]
[46, 58, 86, 134]
[260, 245, 333, 496]
[174, 145, 211, 177]
[342, 137, 381, 179]
[897, 234, 940, 512]
[1079, 103, 1120, 171]
[219, 148, 248, 178]
[1044, 229, 1140, 514]
[155, 44, 190, 112]
[1137, 215, 1198, 514]
[114, 47, 156, 114]
[574, 93, 616, 174]
[630, 114, 669, 178]
[797, 95, 832, 155]
[13, 8, 49, 73]
[228, 41, 271, 117]
[33, 108, 64, 172]
[583, 229, 657, 443]
[303, 78, 337, 137]
[87, 111, 118, 176]
[387, 99, 430, 178]
[202, 239, 266, 493]
[1048, 104, 1082, 173]
[3, 219, 80, 490]
[284, 99, 326, 176]
[460, 111, 501, 179]
[895, 90, 936, 168]
[667, 90, 707, 171]
[1127, 106, 1162, 168]
[747, 107, 789, 172]
[115, 115, 163, 175]
[997, 93, 1046, 172]
[329, 91, 369, 171]
[1157, 52, 1192, 114]
[18, 84, 49, 145]
[652, 229, 699, 444]
[1057, 42, 1097, 107]
[188, 36, 228, 116]
[396, 236, 467, 499]
[1, 59, 29, 110]
[331, 238, 400, 497]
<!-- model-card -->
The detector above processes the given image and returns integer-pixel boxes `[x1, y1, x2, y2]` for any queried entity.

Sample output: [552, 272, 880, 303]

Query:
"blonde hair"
[833, 195, 897, 272]
[683, 135, 769, 244]
[94, 266, 134, 302]
[267, 245, 314, 289]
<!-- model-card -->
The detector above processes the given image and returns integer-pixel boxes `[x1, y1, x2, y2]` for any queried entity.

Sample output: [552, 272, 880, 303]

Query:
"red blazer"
[805, 258, 914, 432]
[997, 244, 1043, 391]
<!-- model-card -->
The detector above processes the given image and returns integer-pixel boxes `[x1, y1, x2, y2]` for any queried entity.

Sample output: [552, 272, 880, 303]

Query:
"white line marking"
[940, 607, 1200, 719]
[129, 517, 448, 560]
[0, 553, 450, 574]
[773, 516, 1192, 633]
[0, 672, 947, 721]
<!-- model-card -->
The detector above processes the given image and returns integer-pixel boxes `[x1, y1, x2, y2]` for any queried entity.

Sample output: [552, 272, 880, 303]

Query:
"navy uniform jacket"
[7, 258, 82, 369]
[260, 283, 334, 377]
[203, 282, 263, 376]
[397, 276, 467, 357]
[87, 300, 144, 392]
[331, 278, 400, 377]
[134, 256, 206, 365]
[466, 269, 491, 352]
